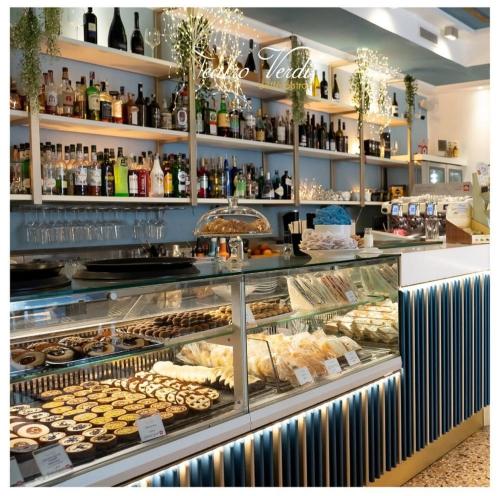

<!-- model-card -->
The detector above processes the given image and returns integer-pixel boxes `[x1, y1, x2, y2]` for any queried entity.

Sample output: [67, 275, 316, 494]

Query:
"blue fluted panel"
[281, 418, 301, 487]
[254, 429, 274, 487]
[305, 409, 323, 486]
[484, 275, 490, 405]
[428, 286, 439, 442]
[441, 283, 451, 434]
[223, 440, 246, 487]
[348, 392, 364, 487]
[464, 280, 472, 420]
[189, 454, 214, 487]
[328, 400, 346, 487]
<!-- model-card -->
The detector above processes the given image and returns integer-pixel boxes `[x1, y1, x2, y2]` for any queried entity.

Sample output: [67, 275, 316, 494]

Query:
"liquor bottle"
[58, 67, 73, 116]
[150, 94, 161, 128]
[150, 154, 164, 198]
[217, 95, 230, 137]
[128, 157, 138, 198]
[273, 170, 283, 199]
[66, 144, 76, 195]
[285, 109, 292, 145]
[312, 70, 320, 97]
[262, 171, 275, 199]
[21, 143, 31, 193]
[113, 147, 129, 196]
[118, 86, 127, 124]
[102, 149, 115, 196]
[261, 51, 271, 82]
[230, 156, 239, 197]
[265, 114, 274, 142]
[342, 122, 348, 153]
[161, 97, 172, 130]
[144, 96, 151, 126]
[127, 93, 138, 125]
[246, 168, 257, 199]
[86, 72, 100, 120]
[73, 78, 86, 118]
[223, 156, 231, 198]
[87, 145, 101, 196]
[54, 144, 66, 195]
[163, 157, 173, 197]
[99, 81, 112, 122]
[197, 158, 209, 198]
[83, 8, 97, 44]
[177, 154, 187, 198]
[236, 171, 246, 198]
[256, 167, 265, 199]
[131, 12, 144, 55]
[74, 144, 88, 196]
[108, 8, 127, 51]
[244, 39, 256, 72]
[229, 100, 240, 139]
[255, 109, 265, 142]
[392, 92, 399, 117]
[320, 71, 328, 99]
[335, 119, 344, 153]
[309, 114, 316, 148]
[137, 156, 148, 197]
[175, 83, 189, 131]
[111, 91, 122, 123]
[195, 99, 204, 134]
[42, 145, 56, 195]
[328, 121, 336, 151]
[135, 83, 146, 126]
[281, 170, 292, 199]
[277, 115, 286, 144]
[243, 99, 256, 140]
[319, 116, 327, 150]
[332, 74, 340, 101]
[205, 98, 217, 135]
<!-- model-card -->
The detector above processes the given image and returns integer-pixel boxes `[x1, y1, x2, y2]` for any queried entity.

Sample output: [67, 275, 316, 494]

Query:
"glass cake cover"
[194, 198, 272, 237]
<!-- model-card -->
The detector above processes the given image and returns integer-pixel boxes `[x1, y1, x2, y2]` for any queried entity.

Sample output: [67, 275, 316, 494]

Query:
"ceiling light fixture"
[443, 25, 458, 40]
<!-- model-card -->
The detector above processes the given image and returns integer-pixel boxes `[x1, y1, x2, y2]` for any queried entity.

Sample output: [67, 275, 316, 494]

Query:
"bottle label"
[196, 112, 204, 133]
[256, 129, 265, 142]
[129, 110, 138, 125]
[152, 173, 164, 194]
[129, 174, 138, 195]
[75, 169, 88, 186]
[101, 102, 112, 120]
[285, 178, 293, 187]
[333, 92, 340, 100]
[277, 127, 286, 143]
[88, 22, 96, 32]
[112, 100, 122, 119]
[88, 93, 100, 111]
[217, 113, 229, 129]
[230, 115, 240, 135]
[64, 93, 74, 106]
[274, 185, 284, 197]
[161, 112, 172, 130]
[88, 169, 101, 186]
[164, 173, 173, 194]
[178, 171, 187, 192]
[44, 177, 56, 189]
[177, 109, 188, 130]
[23, 178, 31, 189]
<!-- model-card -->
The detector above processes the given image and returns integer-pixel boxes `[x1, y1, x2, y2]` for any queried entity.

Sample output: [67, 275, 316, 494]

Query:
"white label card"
[246, 304, 256, 324]
[324, 358, 342, 375]
[136, 414, 166, 443]
[345, 290, 357, 304]
[10, 457, 24, 486]
[294, 367, 314, 386]
[33, 444, 72, 476]
[344, 350, 361, 366]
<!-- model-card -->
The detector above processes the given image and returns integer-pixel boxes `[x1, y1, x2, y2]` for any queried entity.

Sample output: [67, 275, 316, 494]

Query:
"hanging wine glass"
[144, 27, 161, 56]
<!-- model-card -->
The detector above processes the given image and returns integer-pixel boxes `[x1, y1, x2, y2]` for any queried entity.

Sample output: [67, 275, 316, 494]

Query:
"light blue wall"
[10, 8, 427, 252]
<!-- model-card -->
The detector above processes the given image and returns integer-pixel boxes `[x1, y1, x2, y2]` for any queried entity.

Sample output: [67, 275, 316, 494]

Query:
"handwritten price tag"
[10, 457, 24, 486]
[33, 444, 72, 476]
[344, 350, 361, 366]
[324, 358, 342, 375]
[136, 414, 166, 443]
[294, 367, 314, 386]
[246, 304, 256, 324]
[345, 290, 357, 304]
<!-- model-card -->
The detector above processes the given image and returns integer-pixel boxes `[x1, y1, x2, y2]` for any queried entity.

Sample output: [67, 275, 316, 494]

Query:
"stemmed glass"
[144, 28, 161, 57]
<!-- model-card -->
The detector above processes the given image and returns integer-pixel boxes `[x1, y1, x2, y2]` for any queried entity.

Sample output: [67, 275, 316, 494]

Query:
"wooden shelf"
[41, 195, 190, 205]
[408, 154, 467, 167]
[342, 112, 407, 127]
[197, 198, 294, 205]
[239, 80, 287, 100]
[37, 114, 188, 142]
[365, 156, 409, 167]
[300, 200, 360, 205]
[196, 134, 293, 153]
[10, 109, 29, 125]
[364, 201, 384, 206]
[10, 194, 32, 201]
[299, 147, 358, 161]
[279, 95, 356, 115]
[55, 36, 180, 78]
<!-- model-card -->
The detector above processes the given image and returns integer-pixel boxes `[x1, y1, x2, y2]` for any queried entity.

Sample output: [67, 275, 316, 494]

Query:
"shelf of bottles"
[40, 195, 190, 204]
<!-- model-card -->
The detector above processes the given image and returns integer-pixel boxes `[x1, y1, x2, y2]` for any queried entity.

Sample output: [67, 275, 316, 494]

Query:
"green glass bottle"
[114, 147, 129, 196]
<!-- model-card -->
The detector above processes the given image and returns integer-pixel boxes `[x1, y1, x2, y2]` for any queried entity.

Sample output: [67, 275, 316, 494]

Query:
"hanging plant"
[287, 43, 311, 124]
[404, 74, 418, 126]
[11, 7, 61, 112]
[349, 51, 371, 132]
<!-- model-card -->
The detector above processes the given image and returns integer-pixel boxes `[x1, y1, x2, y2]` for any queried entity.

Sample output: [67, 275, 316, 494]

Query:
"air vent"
[420, 27, 438, 44]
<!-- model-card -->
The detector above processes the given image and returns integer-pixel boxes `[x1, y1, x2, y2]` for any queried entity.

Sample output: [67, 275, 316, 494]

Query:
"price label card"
[324, 358, 342, 375]
[10, 457, 24, 486]
[344, 350, 361, 366]
[246, 304, 256, 324]
[345, 290, 357, 304]
[136, 414, 166, 443]
[33, 444, 72, 477]
[294, 367, 314, 386]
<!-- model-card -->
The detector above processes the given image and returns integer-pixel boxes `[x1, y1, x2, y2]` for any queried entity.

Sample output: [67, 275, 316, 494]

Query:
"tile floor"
[404, 428, 490, 487]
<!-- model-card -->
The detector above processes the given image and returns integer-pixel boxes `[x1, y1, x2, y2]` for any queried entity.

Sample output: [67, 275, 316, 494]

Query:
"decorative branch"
[287, 43, 311, 124]
[404, 74, 418, 126]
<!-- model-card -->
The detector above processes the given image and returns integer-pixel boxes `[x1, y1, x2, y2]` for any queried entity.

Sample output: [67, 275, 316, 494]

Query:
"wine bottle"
[83, 8, 97, 44]
[312, 70, 320, 97]
[335, 119, 344, 153]
[135, 83, 146, 126]
[131, 12, 144, 55]
[392, 92, 399, 117]
[244, 39, 256, 72]
[342, 122, 348, 153]
[332, 74, 340, 101]
[320, 71, 328, 99]
[108, 8, 127, 52]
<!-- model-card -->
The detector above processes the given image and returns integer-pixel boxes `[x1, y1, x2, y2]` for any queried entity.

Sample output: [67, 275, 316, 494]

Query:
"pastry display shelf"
[246, 294, 386, 330]
[10, 109, 28, 125]
[54, 36, 181, 79]
[10, 341, 164, 384]
[197, 198, 295, 205]
[196, 134, 293, 153]
[10, 194, 33, 201]
[36, 114, 189, 142]
[298, 147, 358, 161]
[40, 195, 190, 205]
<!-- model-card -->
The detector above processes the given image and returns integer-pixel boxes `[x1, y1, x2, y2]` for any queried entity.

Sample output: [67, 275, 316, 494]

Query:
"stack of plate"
[252, 277, 280, 296]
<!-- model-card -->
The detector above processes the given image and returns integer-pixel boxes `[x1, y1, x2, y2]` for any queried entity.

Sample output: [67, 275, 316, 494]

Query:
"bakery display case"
[9, 255, 401, 486]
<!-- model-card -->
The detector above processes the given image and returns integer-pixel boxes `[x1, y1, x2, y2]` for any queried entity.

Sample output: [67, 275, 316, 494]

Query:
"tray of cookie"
[10, 330, 160, 379]
[10, 371, 236, 480]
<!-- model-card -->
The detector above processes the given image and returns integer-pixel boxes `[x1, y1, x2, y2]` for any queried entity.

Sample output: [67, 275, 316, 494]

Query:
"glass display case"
[10, 255, 400, 486]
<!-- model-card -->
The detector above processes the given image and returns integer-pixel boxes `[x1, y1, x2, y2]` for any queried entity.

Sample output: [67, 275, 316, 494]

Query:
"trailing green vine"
[287, 43, 311, 124]
[10, 7, 61, 112]
[404, 74, 418, 126]
[349, 49, 371, 132]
